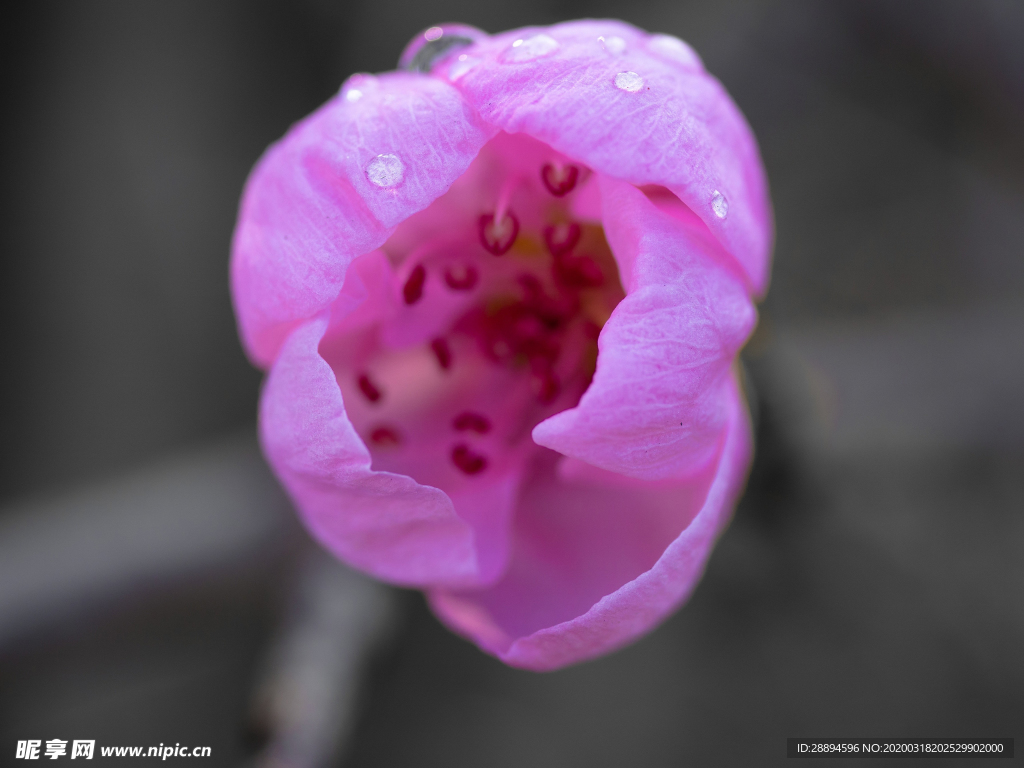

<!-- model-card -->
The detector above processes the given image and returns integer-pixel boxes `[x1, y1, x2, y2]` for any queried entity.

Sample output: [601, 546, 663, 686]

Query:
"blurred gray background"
[1, 1, 1022, 765]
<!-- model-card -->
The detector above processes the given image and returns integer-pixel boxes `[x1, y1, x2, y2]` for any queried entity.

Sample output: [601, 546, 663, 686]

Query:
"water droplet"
[448, 54, 480, 81]
[424, 26, 443, 42]
[711, 190, 728, 219]
[614, 71, 644, 93]
[366, 154, 404, 189]
[502, 34, 559, 63]
[647, 34, 703, 70]
[598, 35, 627, 54]
[340, 73, 376, 99]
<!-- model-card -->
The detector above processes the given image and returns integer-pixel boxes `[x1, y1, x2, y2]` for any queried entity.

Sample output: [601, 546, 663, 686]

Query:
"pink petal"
[232, 72, 496, 368]
[444, 19, 773, 294]
[259, 309, 515, 588]
[532, 177, 756, 480]
[429, 374, 752, 670]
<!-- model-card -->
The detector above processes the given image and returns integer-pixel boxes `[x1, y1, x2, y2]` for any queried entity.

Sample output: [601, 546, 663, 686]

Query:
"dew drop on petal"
[449, 54, 480, 81]
[598, 35, 627, 54]
[424, 26, 443, 42]
[647, 34, 703, 70]
[345, 89, 363, 102]
[711, 190, 729, 219]
[366, 153, 404, 189]
[502, 33, 559, 62]
[614, 71, 644, 92]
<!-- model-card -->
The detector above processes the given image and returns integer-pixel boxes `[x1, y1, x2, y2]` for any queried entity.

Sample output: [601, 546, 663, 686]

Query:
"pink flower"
[231, 20, 772, 670]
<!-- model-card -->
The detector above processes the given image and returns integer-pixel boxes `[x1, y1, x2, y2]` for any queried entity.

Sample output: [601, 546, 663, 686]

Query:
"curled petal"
[430, 374, 752, 670]
[445, 19, 772, 294]
[232, 73, 496, 368]
[532, 177, 756, 480]
[260, 311, 515, 588]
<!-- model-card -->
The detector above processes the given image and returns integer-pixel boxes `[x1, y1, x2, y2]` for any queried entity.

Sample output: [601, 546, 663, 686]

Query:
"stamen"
[370, 426, 401, 446]
[444, 264, 478, 290]
[403, 263, 426, 304]
[541, 162, 579, 196]
[493, 176, 519, 225]
[358, 373, 382, 402]
[452, 443, 488, 474]
[479, 176, 522, 255]
[453, 412, 491, 433]
[544, 222, 581, 256]
[554, 253, 604, 287]
[479, 212, 519, 255]
[430, 337, 452, 370]
[531, 368, 560, 404]
[518, 273, 544, 299]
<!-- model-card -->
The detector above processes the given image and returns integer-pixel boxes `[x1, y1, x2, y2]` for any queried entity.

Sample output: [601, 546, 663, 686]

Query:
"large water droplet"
[448, 53, 480, 81]
[598, 35, 627, 54]
[424, 26, 443, 42]
[648, 34, 703, 70]
[340, 73, 376, 100]
[366, 154, 404, 189]
[614, 71, 644, 92]
[503, 34, 559, 63]
[711, 190, 728, 219]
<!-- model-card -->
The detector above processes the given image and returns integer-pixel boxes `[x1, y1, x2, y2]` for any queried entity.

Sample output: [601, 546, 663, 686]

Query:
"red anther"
[370, 426, 401, 447]
[512, 313, 546, 340]
[358, 373, 382, 403]
[555, 254, 605, 288]
[526, 334, 562, 363]
[452, 444, 488, 475]
[544, 222, 581, 256]
[478, 212, 519, 255]
[541, 163, 579, 196]
[430, 337, 452, 370]
[444, 264, 478, 290]
[453, 412, 491, 433]
[531, 369, 560, 404]
[403, 263, 426, 304]
[518, 273, 544, 298]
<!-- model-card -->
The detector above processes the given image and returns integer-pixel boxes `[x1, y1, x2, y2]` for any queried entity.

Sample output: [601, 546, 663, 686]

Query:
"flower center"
[320, 134, 624, 493]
